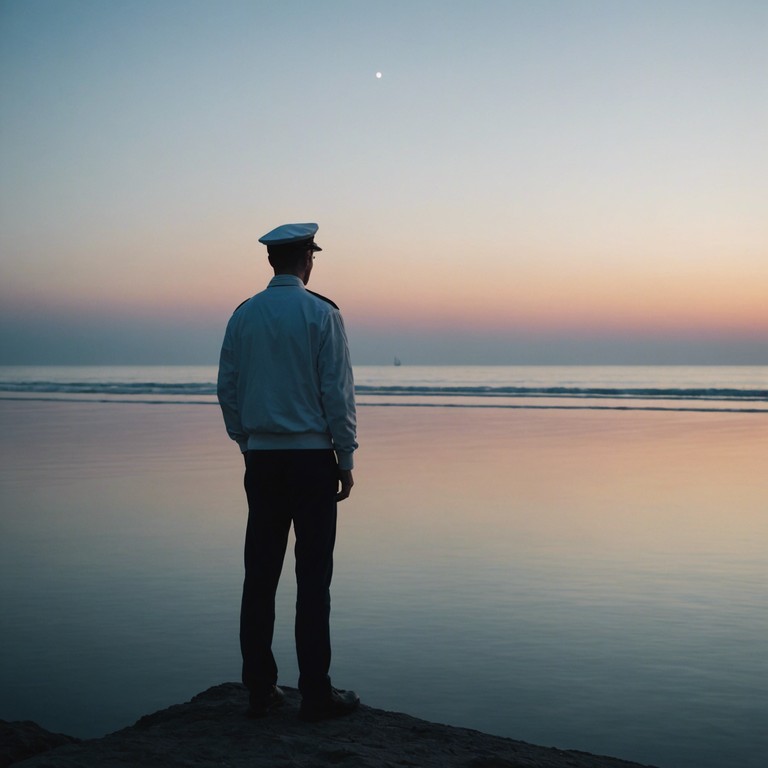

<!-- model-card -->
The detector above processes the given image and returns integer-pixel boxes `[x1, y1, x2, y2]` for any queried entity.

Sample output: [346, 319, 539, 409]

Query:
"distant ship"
[393, 356, 402, 366]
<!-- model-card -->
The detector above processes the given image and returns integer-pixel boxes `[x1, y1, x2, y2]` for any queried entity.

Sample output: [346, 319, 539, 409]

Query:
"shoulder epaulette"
[307, 290, 339, 310]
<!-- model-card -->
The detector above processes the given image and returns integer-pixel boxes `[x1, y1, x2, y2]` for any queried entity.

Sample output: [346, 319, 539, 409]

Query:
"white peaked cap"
[258, 222, 322, 250]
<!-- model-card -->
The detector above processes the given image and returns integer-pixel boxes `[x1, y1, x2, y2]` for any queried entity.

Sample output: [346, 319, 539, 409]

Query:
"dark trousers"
[241, 449, 338, 702]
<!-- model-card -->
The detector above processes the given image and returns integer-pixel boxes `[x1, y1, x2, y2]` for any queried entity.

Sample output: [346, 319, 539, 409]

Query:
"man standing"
[217, 222, 359, 721]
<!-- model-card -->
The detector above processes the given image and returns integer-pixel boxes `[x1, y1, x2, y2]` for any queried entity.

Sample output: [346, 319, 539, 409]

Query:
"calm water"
[1, 367, 767, 768]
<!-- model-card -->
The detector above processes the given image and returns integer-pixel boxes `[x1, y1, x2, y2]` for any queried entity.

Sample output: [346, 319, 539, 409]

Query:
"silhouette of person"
[217, 222, 359, 721]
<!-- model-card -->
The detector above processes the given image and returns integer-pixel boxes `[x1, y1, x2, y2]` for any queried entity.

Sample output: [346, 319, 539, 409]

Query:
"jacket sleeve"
[318, 310, 358, 470]
[217, 317, 248, 452]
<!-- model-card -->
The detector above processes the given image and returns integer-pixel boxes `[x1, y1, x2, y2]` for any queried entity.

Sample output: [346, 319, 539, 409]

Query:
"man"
[217, 222, 359, 722]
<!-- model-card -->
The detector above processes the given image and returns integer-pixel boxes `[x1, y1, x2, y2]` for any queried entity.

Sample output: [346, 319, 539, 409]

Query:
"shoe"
[247, 685, 286, 718]
[299, 687, 360, 722]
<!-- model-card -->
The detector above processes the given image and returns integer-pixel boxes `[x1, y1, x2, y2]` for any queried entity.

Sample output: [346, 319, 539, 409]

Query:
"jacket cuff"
[336, 451, 354, 471]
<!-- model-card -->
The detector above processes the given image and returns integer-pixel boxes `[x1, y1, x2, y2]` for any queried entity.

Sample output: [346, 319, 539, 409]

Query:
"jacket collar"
[268, 274, 304, 288]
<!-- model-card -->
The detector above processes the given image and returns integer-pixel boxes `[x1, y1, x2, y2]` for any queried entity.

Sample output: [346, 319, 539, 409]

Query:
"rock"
[4, 683, 659, 768]
[0, 721, 79, 767]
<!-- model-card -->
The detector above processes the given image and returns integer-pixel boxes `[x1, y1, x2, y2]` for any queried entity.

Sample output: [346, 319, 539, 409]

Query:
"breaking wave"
[1, 374, 766, 412]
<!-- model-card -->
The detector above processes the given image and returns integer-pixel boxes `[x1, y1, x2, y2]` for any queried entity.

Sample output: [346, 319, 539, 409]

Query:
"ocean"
[1, 365, 767, 768]
[1, 364, 766, 411]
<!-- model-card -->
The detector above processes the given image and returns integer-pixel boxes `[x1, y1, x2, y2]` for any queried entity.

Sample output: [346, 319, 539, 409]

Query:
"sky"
[1, 0, 766, 365]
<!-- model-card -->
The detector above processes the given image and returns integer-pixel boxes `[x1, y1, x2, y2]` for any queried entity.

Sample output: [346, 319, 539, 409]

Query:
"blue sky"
[1, 0, 766, 364]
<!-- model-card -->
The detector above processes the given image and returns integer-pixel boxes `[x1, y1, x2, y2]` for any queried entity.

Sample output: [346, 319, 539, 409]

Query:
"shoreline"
[1, 683, 659, 768]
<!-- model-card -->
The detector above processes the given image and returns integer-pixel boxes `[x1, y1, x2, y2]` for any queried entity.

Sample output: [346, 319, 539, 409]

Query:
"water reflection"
[1, 402, 766, 768]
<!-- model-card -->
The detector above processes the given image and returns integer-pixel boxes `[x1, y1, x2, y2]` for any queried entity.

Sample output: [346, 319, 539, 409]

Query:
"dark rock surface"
[4, 683, 659, 767]
[0, 721, 79, 768]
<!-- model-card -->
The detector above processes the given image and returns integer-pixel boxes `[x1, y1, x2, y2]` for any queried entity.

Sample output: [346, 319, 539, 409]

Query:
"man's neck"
[273, 270, 309, 285]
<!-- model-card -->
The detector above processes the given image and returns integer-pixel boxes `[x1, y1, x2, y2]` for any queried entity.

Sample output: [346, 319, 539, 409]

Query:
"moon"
[375, 71, 382, 79]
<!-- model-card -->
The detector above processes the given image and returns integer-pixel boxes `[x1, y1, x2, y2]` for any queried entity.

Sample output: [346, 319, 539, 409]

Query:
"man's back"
[218, 273, 357, 466]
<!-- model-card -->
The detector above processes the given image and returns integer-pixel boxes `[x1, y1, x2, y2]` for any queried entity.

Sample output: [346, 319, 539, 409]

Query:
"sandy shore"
[2, 683, 659, 768]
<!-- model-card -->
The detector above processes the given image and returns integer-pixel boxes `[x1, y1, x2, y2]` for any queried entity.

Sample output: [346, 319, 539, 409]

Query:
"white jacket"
[217, 275, 357, 469]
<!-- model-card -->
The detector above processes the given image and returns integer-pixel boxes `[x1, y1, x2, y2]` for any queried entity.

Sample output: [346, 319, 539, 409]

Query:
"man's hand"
[336, 469, 354, 502]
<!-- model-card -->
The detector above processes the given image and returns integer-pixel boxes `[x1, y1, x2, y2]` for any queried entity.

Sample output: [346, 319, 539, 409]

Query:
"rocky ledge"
[2, 683, 658, 768]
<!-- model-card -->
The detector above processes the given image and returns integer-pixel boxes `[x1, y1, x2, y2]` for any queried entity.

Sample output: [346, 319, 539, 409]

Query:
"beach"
[1, 395, 767, 768]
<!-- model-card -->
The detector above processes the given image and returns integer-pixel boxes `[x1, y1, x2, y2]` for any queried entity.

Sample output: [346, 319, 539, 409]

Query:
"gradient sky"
[1, 0, 766, 365]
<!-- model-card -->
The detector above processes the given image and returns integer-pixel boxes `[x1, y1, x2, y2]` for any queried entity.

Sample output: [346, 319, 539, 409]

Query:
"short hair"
[267, 242, 310, 272]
